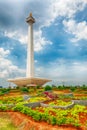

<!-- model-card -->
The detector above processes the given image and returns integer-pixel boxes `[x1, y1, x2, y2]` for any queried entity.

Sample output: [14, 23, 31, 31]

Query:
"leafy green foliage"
[44, 85, 52, 91]
[16, 86, 20, 89]
[49, 100, 72, 106]
[70, 87, 76, 92]
[57, 117, 67, 125]
[0, 88, 10, 95]
[57, 86, 65, 90]
[80, 85, 87, 90]
[36, 85, 41, 89]
[11, 104, 86, 127]
[1, 96, 23, 104]
[29, 97, 46, 102]
[1, 85, 87, 128]
[20, 87, 29, 93]
[0, 105, 9, 111]
[48, 116, 57, 125]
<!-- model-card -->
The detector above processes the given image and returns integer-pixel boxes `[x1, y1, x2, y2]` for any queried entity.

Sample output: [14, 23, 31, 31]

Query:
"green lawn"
[0, 112, 18, 130]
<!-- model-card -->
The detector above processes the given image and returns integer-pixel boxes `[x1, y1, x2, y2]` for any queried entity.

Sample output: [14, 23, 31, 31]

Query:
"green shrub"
[70, 87, 76, 92]
[41, 113, 49, 121]
[0, 105, 8, 111]
[32, 113, 42, 121]
[57, 86, 65, 90]
[0, 92, 4, 96]
[81, 85, 87, 90]
[20, 87, 29, 93]
[44, 85, 52, 91]
[0, 88, 10, 95]
[36, 85, 40, 89]
[57, 117, 67, 125]
[12, 104, 83, 127]
[16, 86, 20, 89]
[49, 116, 57, 125]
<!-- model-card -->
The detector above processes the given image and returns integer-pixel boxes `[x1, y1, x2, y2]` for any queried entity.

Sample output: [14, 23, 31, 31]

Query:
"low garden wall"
[40, 100, 87, 109]
[1, 98, 87, 110]
[40, 101, 75, 109]
[24, 102, 41, 108]
[24, 99, 53, 108]
[23, 99, 87, 109]
[62, 93, 73, 97]
[1, 99, 87, 110]
[23, 100, 75, 109]
[72, 100, 87, 106]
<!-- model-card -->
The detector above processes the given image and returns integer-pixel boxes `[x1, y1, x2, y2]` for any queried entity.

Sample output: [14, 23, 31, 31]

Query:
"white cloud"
[0, 48, 25, 78]
[0, 48, 10, 58]
[63, 19, 87, 42]
[5, 29, 52, 52]
[5, 31, 27, 44]
[34, 30, 52, 52]
[35, 59, 87, 85]
[40, 0, 87, 27]
[5, 31, 17, 39]
[18, 34, 27, 44]
[3, 0, 87, 52]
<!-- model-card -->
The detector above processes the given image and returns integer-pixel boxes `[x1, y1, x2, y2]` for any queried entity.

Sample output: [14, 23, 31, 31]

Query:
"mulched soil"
[8, 111, 83, 130]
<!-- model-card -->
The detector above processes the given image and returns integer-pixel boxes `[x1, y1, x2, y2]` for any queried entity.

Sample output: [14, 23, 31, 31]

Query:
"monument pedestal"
[8, 77, 51, 87]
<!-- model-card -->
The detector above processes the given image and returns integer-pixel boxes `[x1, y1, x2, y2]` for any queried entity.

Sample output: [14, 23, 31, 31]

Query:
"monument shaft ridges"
[26, 13, 35, 77]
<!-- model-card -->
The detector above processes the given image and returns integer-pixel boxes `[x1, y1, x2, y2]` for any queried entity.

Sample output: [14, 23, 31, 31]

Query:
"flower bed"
[46, 100, 72, 106]
[0, 89, 87, 129]
[8, 111, 78, 130]
[11, 103, 87, 128]
[28, 97, 47, 103]
[0, 96, 47, 104]
[58, 93, 87, 101]
[0, 104, 87, 129]
[0, 96, 23, 104]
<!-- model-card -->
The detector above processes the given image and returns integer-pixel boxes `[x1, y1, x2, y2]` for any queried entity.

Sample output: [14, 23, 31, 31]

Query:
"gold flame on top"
[30, 12, 32, 17]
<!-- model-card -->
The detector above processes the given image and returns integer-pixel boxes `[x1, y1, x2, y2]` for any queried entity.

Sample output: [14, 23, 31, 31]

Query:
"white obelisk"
[8, 13, 51, 87]
[26, 13, 35, 77]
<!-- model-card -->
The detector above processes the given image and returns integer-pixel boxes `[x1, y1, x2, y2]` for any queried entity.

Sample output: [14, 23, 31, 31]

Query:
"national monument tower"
[8, 13, 51, 87]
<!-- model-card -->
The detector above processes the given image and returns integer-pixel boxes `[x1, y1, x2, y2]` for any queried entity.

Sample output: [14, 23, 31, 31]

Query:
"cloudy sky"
[0, 0, 87, 87]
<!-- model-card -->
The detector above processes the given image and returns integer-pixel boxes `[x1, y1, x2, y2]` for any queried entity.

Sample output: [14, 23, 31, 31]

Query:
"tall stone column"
[7, 13, 52, 87]
[26, 13, 35, 77]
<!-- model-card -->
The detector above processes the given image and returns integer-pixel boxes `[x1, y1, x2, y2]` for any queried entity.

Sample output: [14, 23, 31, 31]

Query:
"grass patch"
[0, 112, 18, 130]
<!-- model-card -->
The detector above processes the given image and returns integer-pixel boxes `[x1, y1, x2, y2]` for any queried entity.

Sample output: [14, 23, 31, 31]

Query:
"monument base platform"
[8, 77, 51, 87]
